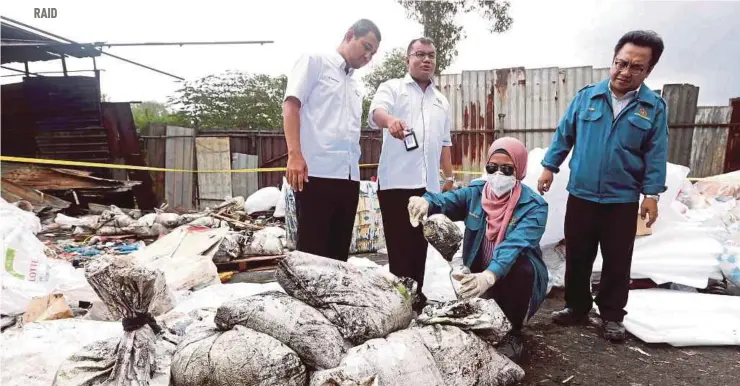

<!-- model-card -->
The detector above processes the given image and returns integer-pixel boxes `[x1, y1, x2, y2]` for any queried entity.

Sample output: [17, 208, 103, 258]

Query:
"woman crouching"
[407, 137, 549, 362]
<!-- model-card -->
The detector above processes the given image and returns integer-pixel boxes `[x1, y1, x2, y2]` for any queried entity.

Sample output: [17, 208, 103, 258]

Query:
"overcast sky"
[2, 0, 739, 106]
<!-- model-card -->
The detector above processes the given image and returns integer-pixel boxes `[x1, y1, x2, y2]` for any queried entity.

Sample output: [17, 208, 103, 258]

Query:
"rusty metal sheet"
[195, 137, 233, 208]
[494, 67, 527, 145]
[435, 73, 463, 132]
[525, 67, 559, 149]
[557, 66, 594, 118]
[142, 123, 167, 205]
[662, 84, 700, 167]
[2, 164, 140, 191]
[458, 70, 494, 181]
[1, 177, 70, 213]
[101, 102, 157, 209]
[689, 106, 731, 178]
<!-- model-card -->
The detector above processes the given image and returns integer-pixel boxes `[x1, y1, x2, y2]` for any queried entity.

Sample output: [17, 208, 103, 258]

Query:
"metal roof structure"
[1, 22, 101, 64]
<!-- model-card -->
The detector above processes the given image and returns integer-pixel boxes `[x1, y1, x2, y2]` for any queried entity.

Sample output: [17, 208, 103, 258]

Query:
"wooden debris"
[211, 213, 264, 230]
[215, 254, 285, 273]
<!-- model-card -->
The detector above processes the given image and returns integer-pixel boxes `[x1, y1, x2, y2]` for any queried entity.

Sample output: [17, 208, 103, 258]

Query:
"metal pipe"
[1, 16, 185, 81]
[2, 40, 275, 47]
[1, 69, 104, 77]
[1, 65, 42, 76]
[98, 51, 185, 80]
[61, 55, 68, 76]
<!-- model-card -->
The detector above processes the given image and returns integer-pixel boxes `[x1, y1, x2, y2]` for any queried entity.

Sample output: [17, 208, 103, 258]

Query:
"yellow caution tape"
[0, 156, 376, 173]
[2, 156, 733, 182]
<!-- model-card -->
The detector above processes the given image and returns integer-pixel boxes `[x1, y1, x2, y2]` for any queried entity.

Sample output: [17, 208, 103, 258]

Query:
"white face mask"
[487, 173, 516, 197]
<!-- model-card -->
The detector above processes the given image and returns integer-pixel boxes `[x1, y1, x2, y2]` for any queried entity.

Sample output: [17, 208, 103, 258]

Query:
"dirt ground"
[518, 292, 740, 386]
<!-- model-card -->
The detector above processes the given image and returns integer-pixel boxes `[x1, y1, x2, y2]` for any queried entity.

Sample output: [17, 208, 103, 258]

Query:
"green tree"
[131, 101, 182, 130]
[398, 0, 513, 73]
[361, 48, 408, 127]
[363, 48, 408, 99]
[167, 71, 287, 130]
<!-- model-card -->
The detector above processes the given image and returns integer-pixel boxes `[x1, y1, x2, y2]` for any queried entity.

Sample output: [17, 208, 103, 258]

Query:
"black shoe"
[497, 331, 524, 363]
[602, 320, 626, 342]
[412, 292, 428, 313]
[551, 308, 589, 326]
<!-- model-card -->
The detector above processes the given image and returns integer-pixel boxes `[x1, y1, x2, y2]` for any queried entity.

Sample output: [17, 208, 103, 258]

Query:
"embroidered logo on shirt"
[635, 107, 650, 120]
[588, 107, 596, 111]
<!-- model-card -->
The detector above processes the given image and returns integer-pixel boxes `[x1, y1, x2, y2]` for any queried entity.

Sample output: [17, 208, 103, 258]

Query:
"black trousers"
[378, 188, 429, 295]
[564, 194, 638, 322]
[472, 254, 534, 330]
[293, 176, 360, 262]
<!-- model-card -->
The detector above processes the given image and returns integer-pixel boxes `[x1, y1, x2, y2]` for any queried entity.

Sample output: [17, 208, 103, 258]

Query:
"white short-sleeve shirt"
[283, 50, 364, 181]
[368, 74, 452, 193]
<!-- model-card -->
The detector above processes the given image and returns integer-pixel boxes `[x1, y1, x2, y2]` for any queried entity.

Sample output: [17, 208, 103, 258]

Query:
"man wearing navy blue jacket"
[537, 30, 669, 342]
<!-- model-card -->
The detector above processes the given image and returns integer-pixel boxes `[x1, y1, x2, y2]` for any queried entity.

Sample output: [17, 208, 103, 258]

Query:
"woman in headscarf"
[407, 137, 549, 362]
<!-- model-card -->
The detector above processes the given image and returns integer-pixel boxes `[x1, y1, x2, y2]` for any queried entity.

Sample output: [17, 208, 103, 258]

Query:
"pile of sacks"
[54, 206, 224, 238]
[168, 251, 524, 386]
[46, 249, 524, 385]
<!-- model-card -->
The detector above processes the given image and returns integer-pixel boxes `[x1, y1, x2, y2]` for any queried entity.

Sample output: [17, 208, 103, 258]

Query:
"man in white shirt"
[282, 19, 381, 262]
[368, 37, 454, 308]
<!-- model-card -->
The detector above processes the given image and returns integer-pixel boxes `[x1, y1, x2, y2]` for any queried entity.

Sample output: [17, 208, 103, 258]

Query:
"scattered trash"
[629, 347, 652, 357]
[1, 198, 54, 315]
[562, 375, 575, 384]
[245, 187, 281, 215]
[21, 294, 73, 324]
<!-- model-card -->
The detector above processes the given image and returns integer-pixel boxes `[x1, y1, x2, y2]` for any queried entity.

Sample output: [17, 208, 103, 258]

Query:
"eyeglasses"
[613, 59, 646, 75]
[410, 51, 436, 60]
[485, 163, 515, 176]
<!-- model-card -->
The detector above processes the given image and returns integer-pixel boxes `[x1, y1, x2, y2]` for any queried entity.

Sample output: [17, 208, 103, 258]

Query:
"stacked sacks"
[214, 291, 351, 369]
[276, 251, 414, 344]
[52, 256, 177, 386]
[169, 325, 307, 386]
[168, 250, 525, 386]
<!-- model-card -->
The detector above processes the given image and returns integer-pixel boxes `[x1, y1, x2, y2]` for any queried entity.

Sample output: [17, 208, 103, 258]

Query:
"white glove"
[452, 270, 497, 299]
[408, 196, 430, 227]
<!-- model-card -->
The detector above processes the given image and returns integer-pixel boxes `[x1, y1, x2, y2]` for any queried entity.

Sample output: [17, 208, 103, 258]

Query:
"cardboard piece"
[22, 294, 73, 324]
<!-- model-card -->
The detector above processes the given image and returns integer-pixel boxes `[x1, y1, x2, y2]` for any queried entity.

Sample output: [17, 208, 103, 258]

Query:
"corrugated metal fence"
[434, 65, 737, 180]
[140, 65, 738, 209]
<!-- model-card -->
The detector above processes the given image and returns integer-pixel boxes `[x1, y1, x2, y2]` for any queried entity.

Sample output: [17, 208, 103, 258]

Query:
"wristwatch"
[445, 176, 455, 183]
[644, 194, 660, 201]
